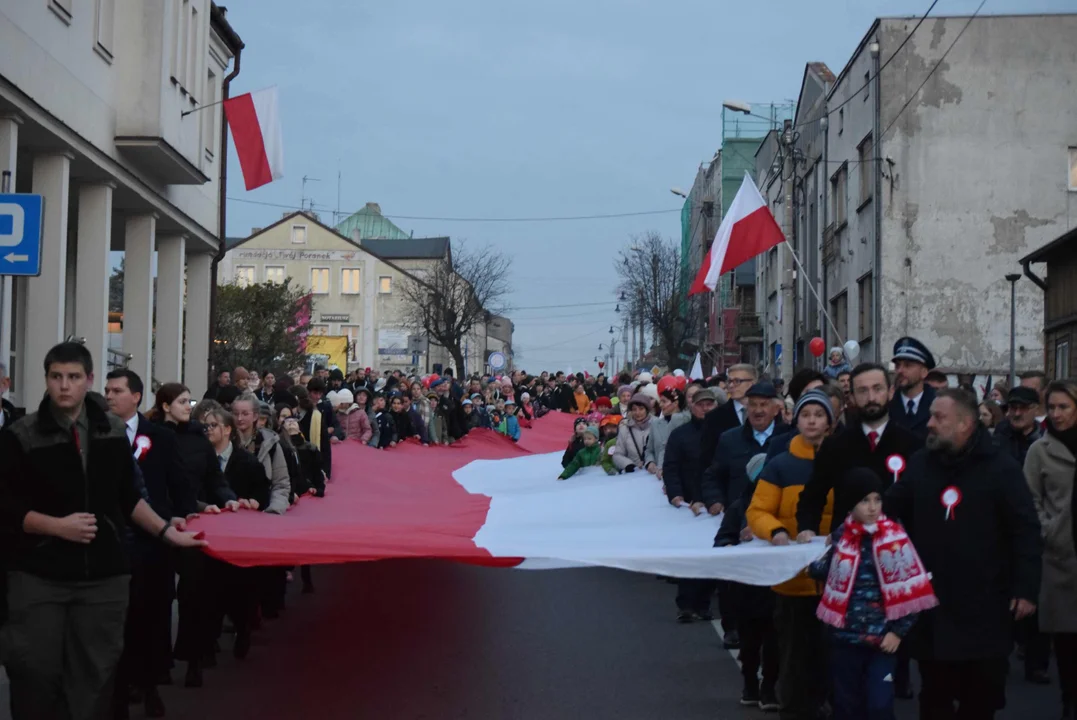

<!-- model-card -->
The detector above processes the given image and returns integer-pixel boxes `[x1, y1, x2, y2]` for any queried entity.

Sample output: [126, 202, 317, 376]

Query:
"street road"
[0, 559, 1059, 719]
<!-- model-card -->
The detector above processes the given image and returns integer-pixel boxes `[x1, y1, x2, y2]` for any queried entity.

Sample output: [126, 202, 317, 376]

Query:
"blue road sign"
[488, 351, 506, 371]
[0, 194, 44, 277]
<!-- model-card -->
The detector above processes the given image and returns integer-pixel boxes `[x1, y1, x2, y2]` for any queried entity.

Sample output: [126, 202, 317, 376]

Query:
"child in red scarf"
[809, 468, 938, 720]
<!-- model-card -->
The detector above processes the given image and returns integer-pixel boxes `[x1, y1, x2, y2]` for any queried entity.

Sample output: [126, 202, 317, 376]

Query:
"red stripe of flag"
[224, 93, 274, 191]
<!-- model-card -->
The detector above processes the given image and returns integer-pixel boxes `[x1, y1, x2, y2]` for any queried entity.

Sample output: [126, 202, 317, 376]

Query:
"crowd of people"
[0, 334, 1074, 720]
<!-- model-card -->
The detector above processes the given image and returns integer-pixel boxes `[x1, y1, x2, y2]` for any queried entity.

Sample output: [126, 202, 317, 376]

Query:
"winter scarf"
[1047, 422, 1077, 557]
[817, 514, 938, 629]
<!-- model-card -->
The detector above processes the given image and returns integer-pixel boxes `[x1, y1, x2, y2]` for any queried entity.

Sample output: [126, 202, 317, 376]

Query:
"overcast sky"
[220, 0, 1072, 374]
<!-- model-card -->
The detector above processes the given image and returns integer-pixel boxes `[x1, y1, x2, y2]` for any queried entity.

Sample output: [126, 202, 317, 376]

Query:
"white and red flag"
[224, 87, 284, 191]
[191, 413, 824, 584]
[689, 172, 785, 295]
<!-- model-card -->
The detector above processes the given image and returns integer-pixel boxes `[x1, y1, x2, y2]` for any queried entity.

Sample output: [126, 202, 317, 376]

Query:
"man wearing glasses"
[700, 363, 758, 468]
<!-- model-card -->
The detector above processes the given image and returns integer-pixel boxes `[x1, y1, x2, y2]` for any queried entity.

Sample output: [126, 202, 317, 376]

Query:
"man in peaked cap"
[889, 336, 937, 442]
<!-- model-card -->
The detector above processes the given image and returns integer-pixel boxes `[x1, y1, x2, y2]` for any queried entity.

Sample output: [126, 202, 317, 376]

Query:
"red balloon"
[809, 337, 826, 357]
[598, 361, 605, 369]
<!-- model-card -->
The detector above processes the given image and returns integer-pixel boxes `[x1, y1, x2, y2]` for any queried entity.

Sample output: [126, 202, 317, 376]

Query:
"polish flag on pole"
[689, 172, 785, 295]
[223, 87, 284, 191]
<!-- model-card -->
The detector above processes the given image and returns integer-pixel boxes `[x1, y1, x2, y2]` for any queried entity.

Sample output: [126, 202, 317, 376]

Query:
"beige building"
[220, 212, 475, 373]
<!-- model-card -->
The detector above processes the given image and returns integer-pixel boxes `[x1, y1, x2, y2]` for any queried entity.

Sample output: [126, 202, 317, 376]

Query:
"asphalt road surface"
[0, 560, 1062, 719]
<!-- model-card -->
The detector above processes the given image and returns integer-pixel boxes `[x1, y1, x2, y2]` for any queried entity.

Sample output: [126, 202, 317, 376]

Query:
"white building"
[756, 15, 1077, 376]
[0, 0, 242, 404]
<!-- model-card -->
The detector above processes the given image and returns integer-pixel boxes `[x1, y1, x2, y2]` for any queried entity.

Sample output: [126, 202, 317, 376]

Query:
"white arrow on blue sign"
[0, 194, 44, 277]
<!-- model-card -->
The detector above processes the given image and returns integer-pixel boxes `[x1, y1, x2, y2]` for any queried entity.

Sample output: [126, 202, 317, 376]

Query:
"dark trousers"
[675, 579, 715, 614]
[205, 558, 256, 650]
[1019, 613, 1051, 675]
[1, 571, 130, 720]
[173, 549, 212, 664]
[715, 580, 737, 632]
[918, 657, 1006, 719]
[739, 616, 778, 691]
[829, 640, 896, 720]
[1056, 633, 1077, 708]
[114, 551, 174, 696]
[774, 594, 827, 720]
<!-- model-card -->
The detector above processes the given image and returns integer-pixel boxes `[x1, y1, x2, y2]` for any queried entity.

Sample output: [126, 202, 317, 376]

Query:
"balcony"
[736, 312, 763, 343]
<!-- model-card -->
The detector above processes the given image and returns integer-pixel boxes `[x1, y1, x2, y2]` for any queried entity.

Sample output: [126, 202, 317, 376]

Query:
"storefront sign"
[320, 313, 350, 322]
[233, 248, 362, 262]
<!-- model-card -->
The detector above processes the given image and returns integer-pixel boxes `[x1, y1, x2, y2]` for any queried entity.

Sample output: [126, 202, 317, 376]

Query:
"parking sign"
[0, 194, 44, 277]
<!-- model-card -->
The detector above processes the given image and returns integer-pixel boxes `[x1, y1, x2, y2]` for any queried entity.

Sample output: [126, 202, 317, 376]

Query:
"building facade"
[0, 0, 241, 403]
[756, 14, 1077, 376]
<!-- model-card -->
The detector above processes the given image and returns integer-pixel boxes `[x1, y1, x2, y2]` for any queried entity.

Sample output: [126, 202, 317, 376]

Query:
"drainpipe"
[821, 109, 829, 347]
[207, 44, 242, 388]
[871, 40, 882, 363]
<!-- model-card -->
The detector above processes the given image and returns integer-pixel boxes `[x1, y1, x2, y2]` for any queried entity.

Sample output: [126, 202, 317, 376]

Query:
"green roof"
[335, 203, 411, 241]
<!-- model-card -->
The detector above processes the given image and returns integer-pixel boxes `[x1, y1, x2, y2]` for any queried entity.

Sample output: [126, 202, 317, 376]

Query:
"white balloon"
[843, 339, 861, 361]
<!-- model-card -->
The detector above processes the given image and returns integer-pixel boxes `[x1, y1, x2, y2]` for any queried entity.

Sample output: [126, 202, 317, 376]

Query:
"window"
[265, 266, 285, 284]
[291, 225, 307, 244]
[235, 266, 256, 288]
[1056, 338, 1071, 379]
[858, 134, 873, 206]
[863, 71, 870, 101]
[831, 163, 848, 227]
[858, 273, 874, 340]
[342, 325, 361, 362]
[48, 0, 72, 24]
[310, 325, 330, 337]
[311, 268, 330, 295]
[830, 291, 849, 346]
[341, 268, 362, 295]
[1069, 148, 1077, 191]
[93, 0, 114, 60]
[378, 276, 393, 294]
[203, 69, 218, 160]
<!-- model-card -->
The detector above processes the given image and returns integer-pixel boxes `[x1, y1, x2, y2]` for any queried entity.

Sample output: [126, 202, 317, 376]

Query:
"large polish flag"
[223, 87, 284, 191]
[689, 172, 785, 296]
[191, 413, 825, 585]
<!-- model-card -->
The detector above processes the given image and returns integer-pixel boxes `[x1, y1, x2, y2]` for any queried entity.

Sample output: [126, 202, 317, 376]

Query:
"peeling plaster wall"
[873, 15, 1077, 374]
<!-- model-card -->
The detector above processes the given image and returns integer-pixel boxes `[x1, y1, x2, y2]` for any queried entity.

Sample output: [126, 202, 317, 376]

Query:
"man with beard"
[889, 336, 937, 441]
[796, 362, 924, 698]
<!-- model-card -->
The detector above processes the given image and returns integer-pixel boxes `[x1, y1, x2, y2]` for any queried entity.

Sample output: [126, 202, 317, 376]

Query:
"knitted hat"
[745, 453, 768, 484]
[257, 401, 273, 418]
[328, 388, 354, 406]
[521, 392, 530, 402]
[594, 396, 612, 409]
[638, 372, 653, 384]
[574, 417, 589, 428]
[583, 425, 600, 440]
[628, 392, 653, 410]
[794, 388, 834, 425]
[845, 467, 883, 504]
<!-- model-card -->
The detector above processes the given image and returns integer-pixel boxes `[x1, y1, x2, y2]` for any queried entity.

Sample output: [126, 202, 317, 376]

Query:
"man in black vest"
[888, 336, 937, 441]
[0, 342, 206, 720]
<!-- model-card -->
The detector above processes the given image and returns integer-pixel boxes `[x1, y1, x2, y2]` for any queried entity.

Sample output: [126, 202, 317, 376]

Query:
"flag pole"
[781, 239, 845, 345]
[180, 84, 277, 117]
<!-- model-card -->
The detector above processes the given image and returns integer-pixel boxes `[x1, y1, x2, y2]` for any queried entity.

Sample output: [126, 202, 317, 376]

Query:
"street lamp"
[670, 187, 688, 199]
[722, 100, 783, 124]
[1006, 273, 1021, 387]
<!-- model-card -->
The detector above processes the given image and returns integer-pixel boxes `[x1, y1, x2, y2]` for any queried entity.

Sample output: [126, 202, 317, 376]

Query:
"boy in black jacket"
[714, 453, 779, 712]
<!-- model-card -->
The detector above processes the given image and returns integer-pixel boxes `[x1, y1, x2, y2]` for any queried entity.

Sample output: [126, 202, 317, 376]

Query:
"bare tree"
[615, 231, 700, 370]
[399, 243, 511, 374]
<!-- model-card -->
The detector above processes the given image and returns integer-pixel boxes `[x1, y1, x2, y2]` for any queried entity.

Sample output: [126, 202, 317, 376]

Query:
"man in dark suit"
[700, 363, 757, 467]
[796, 361, 923, 699]
[888, 336, 937, 441]
[104, 369, 192, 719]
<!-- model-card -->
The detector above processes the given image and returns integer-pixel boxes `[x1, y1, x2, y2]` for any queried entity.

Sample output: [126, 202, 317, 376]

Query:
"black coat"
[884, 428, 1042, 662]
[796, 420, 922, 534]
[374, 411, 395, 449]
[0, 394, 143, 581]
[562, 436, 586, 468]
[701, 420, 788, 509]
[713, 493, 776, 620]
[0, 397, 16, 429]
[700, 401, 744, 470]
[663, 416, 707, 504]
[133, 414, 192, 522]
[889, 384, 936, 441]
[163, 419, 236, 512]
[993, 418, 1042, 467]
[223, 445, 271, 511]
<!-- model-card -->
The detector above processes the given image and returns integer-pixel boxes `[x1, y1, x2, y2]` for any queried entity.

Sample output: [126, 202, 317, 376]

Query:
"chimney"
[364, 202, 381, 215]
[251, 227, 262, 235]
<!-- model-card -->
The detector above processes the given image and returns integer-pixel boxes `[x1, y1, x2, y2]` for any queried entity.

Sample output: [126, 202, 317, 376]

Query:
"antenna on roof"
[334, 163, 342, 226]
[301, 175, 321, 211]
